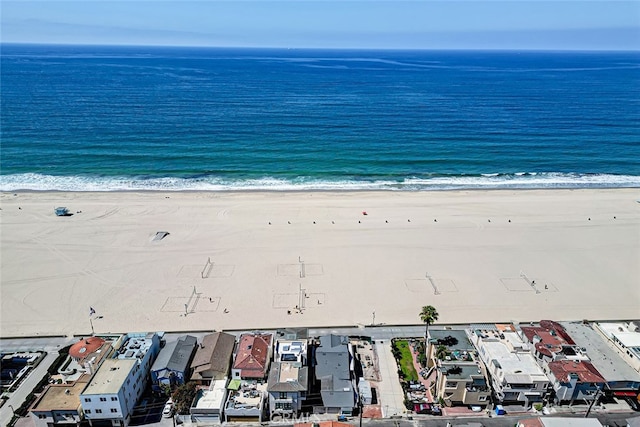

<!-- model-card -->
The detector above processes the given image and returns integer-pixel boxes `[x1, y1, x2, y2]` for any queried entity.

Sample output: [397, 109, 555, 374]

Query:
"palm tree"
[419, 305, 439, 342]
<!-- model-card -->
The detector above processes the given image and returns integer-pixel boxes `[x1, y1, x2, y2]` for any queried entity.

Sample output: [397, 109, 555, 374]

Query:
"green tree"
[436, 345, 448, 360]
[171, 381, 197, 415]
[419, 305, 439, 342]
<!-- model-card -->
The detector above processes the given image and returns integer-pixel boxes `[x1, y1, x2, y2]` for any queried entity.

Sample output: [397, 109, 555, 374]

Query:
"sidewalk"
[374, 340, 406, 418]
[0, 352, 59, 427]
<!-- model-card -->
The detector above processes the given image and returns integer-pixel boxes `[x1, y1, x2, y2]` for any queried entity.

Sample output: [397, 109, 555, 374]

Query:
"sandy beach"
[0, 189, 638, 338]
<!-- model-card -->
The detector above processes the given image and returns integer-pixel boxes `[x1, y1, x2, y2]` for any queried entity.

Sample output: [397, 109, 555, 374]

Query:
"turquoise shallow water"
[1, 44, 639, 191]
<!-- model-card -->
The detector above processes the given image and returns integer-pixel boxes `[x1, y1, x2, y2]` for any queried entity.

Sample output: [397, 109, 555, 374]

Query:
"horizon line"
[2, 41, 639, 53]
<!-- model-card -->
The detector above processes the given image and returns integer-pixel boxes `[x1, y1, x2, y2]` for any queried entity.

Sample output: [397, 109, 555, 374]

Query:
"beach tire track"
[30, 236, 114, 286]
[217, 208, 230, 219]
[92, 207, 119, 220]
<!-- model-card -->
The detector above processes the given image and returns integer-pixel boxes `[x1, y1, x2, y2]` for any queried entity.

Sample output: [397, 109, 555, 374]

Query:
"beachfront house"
[593, 321, 640, 373]
[520, 321, 590, 367]
[267, 339, 309, 420]
[150, 335, 197, 392]
[190, 378, 228, 424]
[231, 333, 273, 380]
[29, 375, 91, 427]
[190, 332, 236, 385]
[224, 379, 268, 422]
[546, 360, 606, 404]
[80, 332, 161, 427]
[561, 322, 640, 403]
[468, 324, 549, 406]
[427, 329, 491, 407]
[67, 337, 115, 377]
[312, 334, 357, 415]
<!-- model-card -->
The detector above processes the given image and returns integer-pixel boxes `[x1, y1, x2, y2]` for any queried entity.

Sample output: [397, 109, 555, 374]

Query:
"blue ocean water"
[1, 44, 639, 191]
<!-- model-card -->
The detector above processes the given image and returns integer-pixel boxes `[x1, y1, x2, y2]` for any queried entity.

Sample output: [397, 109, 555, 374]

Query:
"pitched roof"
[267, 362, 308, 392]
[233, 333, 272, 378]
[521, 320, 576, 357]
[548, 360, 606, 384]
[190, 332, 236, 379]
[151, 335, 197, 375]
[69, 337, 106, 361]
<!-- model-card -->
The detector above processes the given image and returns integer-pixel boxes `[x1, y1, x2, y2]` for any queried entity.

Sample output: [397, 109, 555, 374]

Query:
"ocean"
[1, 44, 639, 191]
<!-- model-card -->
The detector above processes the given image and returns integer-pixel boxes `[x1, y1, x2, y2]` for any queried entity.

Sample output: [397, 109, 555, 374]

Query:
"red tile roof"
[548, 360, 605, 384]
[69, 337, 106, 361]
[233, 333, 272, 378]
[521, 321, 576, 357]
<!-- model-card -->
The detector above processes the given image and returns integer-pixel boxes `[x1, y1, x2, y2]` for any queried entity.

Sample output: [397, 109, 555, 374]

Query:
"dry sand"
[1, 189, 638, 337]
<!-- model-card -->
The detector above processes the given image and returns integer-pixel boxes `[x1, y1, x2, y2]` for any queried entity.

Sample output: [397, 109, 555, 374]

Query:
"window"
[110, 408, 118, 413]
[95, 409, 103, 414]
[100, 397, 107, 402]
[84, 398, 91, 403]
[478, 396, 487, 402]
[275, 402, 292, 410]
[445, 382, 457, 388]
[279, 392, 288, 399]
[85, 410, 91, 414]
[111, 397, 118, 401]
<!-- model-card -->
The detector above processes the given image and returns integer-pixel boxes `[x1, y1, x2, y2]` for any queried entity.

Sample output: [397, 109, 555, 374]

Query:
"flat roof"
[429, 329, 474, 351]
[561, 322, 640, 382]
[439, 362, 485, 380]
[475, 332, 546, 380]
[194, 379, 228, 410]
[116, 333, 155, 359]
[82, 359, 136, 395]
[596, 322, 640, 348]
[31, 375, 90, 412]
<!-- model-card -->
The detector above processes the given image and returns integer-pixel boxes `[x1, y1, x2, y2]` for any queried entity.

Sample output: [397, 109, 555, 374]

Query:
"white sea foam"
[1, 173, 639, 192]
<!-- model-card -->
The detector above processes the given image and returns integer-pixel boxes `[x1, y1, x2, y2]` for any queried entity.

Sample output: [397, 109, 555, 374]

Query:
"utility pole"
[585, 386, 603, 418]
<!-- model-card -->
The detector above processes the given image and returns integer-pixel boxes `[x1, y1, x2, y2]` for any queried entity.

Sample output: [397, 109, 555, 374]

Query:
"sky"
[1, 1, 639, 50]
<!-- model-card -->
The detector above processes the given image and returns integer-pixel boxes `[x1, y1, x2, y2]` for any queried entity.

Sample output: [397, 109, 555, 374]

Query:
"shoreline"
[1, 188, 638, 337]
[3, 185, 640, 194]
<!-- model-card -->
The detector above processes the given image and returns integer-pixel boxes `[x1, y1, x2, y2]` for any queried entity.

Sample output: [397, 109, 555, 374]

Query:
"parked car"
[162, 400, 174, 418]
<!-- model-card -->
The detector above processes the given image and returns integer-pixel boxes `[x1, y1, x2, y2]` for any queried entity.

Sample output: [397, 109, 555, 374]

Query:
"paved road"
[0, 336, 75, 353]
[310, 326, 426, 340]
[0, 352, 59, 427]
[374, 340, 406, 418]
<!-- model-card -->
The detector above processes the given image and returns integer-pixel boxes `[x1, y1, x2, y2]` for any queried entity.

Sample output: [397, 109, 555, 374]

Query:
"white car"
[162, 401, 174, 418]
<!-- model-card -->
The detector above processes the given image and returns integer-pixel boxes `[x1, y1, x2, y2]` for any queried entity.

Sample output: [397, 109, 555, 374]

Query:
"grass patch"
[392, 340, 419, 382]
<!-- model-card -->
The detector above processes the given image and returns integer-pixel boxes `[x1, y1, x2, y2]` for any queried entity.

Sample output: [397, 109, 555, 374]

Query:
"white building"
[190, 378, 228, 424]
[80, 332, 160, 427]
[468, 325, 549, 405]
[267, 338, 309, 420]
[593, 321, 640, 373]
